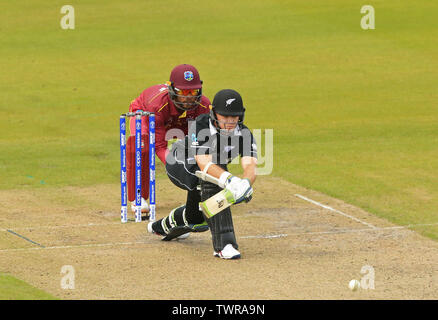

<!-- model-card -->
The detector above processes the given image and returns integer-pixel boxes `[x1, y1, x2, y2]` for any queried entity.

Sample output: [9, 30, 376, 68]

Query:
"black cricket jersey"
[169, 113, 258, 172]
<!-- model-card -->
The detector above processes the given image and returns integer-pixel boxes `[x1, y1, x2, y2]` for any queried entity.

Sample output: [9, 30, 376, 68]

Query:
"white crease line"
[294, 194, 377, 229]
[240, 234, 288, 239]
[0, 241, 148, 253]
[2, 223, 438, 253]
[0, 222, 123, 232]
[242, 223, 438, 239]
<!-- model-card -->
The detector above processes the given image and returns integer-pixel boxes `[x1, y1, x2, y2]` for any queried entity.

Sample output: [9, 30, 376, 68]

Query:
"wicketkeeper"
[148, 89, 258, 259]
[126, 64, 210, 218]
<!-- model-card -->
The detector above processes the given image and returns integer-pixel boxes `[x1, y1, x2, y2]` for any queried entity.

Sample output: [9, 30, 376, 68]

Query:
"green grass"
[0, 274, 58, 300]
[0, 0, 436, 232]
[1, 0, 437, 298]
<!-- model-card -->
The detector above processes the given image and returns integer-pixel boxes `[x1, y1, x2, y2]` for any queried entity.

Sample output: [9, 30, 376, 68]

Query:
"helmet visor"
[170, 85, 202, 111]
[174, 88, 201, 96]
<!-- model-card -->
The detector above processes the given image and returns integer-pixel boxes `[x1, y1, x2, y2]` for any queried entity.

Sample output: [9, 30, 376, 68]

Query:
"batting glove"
[235, 179, 253, 204]
[226, 178, 253, 204]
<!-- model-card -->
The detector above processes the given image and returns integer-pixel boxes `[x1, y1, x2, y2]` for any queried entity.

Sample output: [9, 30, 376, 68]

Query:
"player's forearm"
[241, 156, 257, 185]
[196, 155, 226, 179]
[242, 166, 256, 185]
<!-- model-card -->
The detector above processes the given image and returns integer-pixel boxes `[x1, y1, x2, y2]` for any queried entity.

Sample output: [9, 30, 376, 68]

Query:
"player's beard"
[174, 95, 200, 111]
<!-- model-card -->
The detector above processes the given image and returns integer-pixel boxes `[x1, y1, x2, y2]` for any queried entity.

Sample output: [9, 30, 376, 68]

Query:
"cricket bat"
[199, 188, 236, 218]
[195, 170, 236, 218]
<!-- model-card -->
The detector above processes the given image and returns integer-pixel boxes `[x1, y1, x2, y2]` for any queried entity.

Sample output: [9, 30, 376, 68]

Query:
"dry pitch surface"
[0, 176, 437, 299]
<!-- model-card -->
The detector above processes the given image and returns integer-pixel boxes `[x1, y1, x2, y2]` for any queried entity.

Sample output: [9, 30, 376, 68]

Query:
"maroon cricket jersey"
[129, 84, 210, 164]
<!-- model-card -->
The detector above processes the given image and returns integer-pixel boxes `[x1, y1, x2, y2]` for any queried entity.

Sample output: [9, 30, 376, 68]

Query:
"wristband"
[202, 161, 214, 175]
[197, 161, 214, 180]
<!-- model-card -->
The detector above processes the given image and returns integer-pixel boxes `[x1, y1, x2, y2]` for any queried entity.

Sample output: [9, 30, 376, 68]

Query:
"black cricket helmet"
[210, 89, 245, 125]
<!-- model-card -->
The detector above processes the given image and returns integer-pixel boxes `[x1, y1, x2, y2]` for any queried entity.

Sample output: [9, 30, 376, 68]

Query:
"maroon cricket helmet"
[168, 64, 203, 111]
[169, 64, 203, 89]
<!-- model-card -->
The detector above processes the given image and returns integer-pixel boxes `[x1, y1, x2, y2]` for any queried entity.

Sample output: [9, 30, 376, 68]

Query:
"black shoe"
[147, 219, 166, 236]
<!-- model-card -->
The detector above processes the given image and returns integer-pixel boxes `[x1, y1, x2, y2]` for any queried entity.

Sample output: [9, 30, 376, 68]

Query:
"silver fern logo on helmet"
[226, 98, 236, 107]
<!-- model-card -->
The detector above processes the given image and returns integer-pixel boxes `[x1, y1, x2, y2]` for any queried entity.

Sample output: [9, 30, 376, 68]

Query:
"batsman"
[148, 89, 258, 259]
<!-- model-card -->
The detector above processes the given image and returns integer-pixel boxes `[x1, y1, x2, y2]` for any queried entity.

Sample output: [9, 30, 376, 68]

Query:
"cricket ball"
[348, 279, 360, 291]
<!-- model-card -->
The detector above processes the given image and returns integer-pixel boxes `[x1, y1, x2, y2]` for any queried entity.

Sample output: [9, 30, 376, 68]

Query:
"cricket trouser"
[126, 135, 149, 202]
[165, 146, 204, 224]
[200, 180, 238, 252]
[165, 146, 238, 251]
